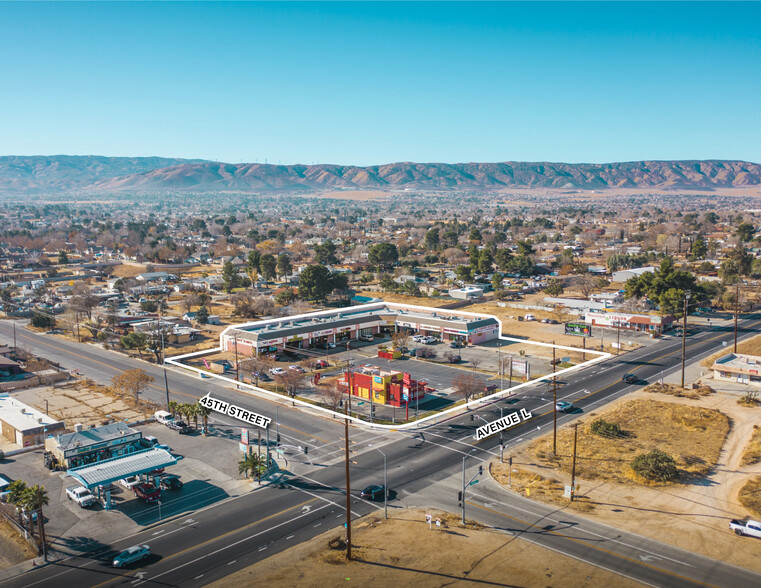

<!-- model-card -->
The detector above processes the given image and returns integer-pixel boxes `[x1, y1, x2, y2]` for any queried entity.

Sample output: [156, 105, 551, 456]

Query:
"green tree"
[491, 273, 503, 291]
[516, 240, 534, 256]
[275, 287, 297, 306]
[57, 250, 69, 264]
[631, 449, 679, 482]
[276, 253, 292, 280]
[424, 228, 440, 251]
[120, 332, 148, 358]
[476, 249, 493, 274]
[736, 223, 755, 242]
[689, 236, 707, 261]
[260, 254, 277, 283]
[222, 260, 240, 294]
[455, 265, 473, 282]
[246, 250, 261, 284]
[23, 484, 49, 552]
[298, 264, 335, 301]
[313, 240, 338, 265]
[31, 310, 55, 330]
[703, 212, 719, 225]
[494, 249, 513, 271]
[623, 258, 698, 308]
[544, 280, 565, 296]
[469, 227, 482, 242]
[368, 243, 399, 270]
[196, 305, 209, 324]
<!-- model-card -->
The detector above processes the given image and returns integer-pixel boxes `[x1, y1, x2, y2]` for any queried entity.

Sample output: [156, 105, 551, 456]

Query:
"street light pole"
[160, 315, 170, 410]
[681, 292, 691, 389]
[344, 406, 352, 560]
[378, 448, 387, 519]
[461, 448, 476, 525]
[734, 282, 740, 353]
[552, 342, 557, 455]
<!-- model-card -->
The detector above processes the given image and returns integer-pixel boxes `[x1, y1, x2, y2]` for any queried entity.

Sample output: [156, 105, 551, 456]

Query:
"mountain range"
[1, 156, 760, 194]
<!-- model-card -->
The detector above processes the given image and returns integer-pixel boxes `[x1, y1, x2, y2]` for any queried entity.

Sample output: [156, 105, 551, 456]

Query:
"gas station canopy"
[67, 448, 177, 489]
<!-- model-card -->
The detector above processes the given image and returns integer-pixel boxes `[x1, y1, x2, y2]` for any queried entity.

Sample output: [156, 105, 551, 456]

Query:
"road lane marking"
[467, 501, 718, 588]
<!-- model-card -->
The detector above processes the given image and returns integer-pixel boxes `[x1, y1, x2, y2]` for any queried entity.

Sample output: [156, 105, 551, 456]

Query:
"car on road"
[133, 483, 161, 503]
[288, 365, 305, 373]
[360, 484, 386, 501]
[621, 373, 638, 384]
[112, 544, 151, 568]
[119, 476, 141, 490]
[555, 401, 574, 413]
[167, 420, 191, 434]
[159, 474, 183, 491]
[270, 367, 286, 375]
[66, 486, 96, 508]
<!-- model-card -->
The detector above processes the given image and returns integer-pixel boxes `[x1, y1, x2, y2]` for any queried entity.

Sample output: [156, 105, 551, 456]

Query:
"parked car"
[360, 484, 386, 501]
[621, 373, 638, 384]
[321, 342, 337, 349]
[0, 474, 12, 501]
[314, 359, 329, 369]
[449, 341, 464, 349]
[112, 544, 151, 568]
[524, 314, 536, 322]
[144, 436, 159, 447]
[154, 410, 175, 425]
[412, 335, 424, 342]
[119, 476, 141, 490]
[288, 365, 305, 373]
[159, 474, 183, 491]
[133, 483, 161, 503]
[154, 444, 173, 453]
[555, 401, 574, 413]
[270, 367, 286, 375]
[253, 371, 271, 382]
[358, 334, 374, 342]
[167, 421, 190, 434]
[66, 486, 96, 508]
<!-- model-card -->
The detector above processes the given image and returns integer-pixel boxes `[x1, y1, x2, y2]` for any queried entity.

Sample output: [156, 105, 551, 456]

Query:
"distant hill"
[1, 157, 760, 194]
[0, 155, 209, 193]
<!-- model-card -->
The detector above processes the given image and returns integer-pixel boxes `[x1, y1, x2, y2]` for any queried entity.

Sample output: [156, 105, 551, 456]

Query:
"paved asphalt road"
[1, 315, 761, 587]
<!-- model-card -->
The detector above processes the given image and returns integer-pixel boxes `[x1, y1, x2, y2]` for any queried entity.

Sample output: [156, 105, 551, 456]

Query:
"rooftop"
[67, 448, 177, 489]
[0, 394, 63, 433]
[55, 421, 139, 451]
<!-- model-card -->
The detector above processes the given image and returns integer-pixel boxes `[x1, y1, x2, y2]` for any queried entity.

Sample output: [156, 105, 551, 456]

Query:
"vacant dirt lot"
[210, 510, 644, 588]
[493, 390, 761, 573]
[0, 518, 36, 570]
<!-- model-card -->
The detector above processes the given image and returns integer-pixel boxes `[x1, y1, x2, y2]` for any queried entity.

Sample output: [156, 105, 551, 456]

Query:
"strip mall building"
[584, 309, 676, 335]
[220, 302, 500, 356]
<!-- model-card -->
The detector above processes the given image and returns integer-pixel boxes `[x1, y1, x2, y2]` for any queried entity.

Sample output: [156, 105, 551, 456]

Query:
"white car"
[113, 544, 151, 568]
[288, 365, 305, 373]
[154, 444, 172, 453]
[66, 486, 96, 508]
[412, 335, 424, 342]
[119, 476, 141, 490]
[270, 367, 286, 375]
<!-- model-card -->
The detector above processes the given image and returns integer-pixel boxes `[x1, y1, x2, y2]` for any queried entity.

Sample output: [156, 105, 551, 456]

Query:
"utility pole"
[681, 292, 691, 389]
[552, 342, 557, 455]
[499, 432, 504, 463]
[378, 448, 387, 519]
[12, 321, 16, 349]
[233, 333, 240, 388]
[344, 405, 352, 560]
[570, 423, 578, 501]
[508, 456, 513, 487]
[734, 282, 740, 353]
[159, 315, 170, 410]
[508, 358, 513, 390]
[616, 322, 620, 355]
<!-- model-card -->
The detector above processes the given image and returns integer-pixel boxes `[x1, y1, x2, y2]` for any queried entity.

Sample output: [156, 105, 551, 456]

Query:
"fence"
[0, 503, 42, 554]
[0, 371, 70, 392]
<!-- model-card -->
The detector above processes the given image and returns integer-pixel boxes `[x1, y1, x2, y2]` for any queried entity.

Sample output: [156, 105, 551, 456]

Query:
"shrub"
[30, 310, 55, 330]
[631, 449, 679, 482]
[415, 347, 437, 359]
[590, 418, 626, 438]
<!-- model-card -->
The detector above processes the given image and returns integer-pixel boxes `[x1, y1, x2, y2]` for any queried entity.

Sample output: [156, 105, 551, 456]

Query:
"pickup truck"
[730, 518, 761, 538]
[133, 483, 161, 503]
[66, 486, 96, 508]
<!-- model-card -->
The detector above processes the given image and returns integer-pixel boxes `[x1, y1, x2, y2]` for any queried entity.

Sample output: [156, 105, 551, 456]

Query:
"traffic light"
[457, 491, 463, 506]
[499, 433, 503, 446]
[470, 414, 475, 421]
[304, 446, 308, 455]
[478, 465, 483, 476]
[276, 433, 281, 444]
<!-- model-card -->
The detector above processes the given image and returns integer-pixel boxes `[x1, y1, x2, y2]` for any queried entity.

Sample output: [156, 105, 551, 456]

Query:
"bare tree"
[182, 293, 199, 313]
[274, 370, 307, 398]
[112, 369, 154, 402]
[452, 372, 483, 405]
[320, 382, 345, 412]
[391, 332, 410, 351]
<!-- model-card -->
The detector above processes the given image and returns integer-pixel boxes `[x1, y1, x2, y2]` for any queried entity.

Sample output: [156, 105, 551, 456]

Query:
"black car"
[621, 373, 638, 384]
[168, 421, 191, 434]
[360, 484, 385, 501]
[449, 341, 465, 349]
[159, 474, 183, 491]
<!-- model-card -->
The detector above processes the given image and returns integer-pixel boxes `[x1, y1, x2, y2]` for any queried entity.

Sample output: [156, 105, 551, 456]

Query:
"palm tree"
[188, 403, 200, 430]
[6, 480, 28, 527]
[197, 404, 212, 436]
[168, 401, 179, 418]
[238, 453, 256, 479]
[24, 485, 49, 559]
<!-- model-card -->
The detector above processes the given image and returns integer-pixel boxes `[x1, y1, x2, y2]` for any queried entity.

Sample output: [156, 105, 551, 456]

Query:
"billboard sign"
[565, 322, 592, 337]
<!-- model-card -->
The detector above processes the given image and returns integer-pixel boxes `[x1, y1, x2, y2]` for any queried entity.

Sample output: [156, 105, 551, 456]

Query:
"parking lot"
[0, 421, 251, 557]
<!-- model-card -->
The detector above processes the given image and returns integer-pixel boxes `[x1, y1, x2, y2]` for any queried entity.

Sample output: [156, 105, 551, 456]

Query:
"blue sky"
[1, 2, 760, 165]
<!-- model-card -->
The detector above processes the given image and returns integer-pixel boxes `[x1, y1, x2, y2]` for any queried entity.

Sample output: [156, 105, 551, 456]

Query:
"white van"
[154, 410, 174, 425]
[524, 314, 536, 322]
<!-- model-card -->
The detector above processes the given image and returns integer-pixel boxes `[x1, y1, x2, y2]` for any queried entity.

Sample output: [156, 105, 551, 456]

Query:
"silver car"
[113, 544, 150, 568]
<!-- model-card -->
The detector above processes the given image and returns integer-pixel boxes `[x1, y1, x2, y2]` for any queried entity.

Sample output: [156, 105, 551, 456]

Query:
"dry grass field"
[741, 426, 761, 466]
[738, 476, 761, 518]
[525, 399, 729, 484]
[643, 382, 715, 399]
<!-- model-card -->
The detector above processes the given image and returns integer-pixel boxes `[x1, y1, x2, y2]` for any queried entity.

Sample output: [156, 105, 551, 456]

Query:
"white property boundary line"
[166, 302, 611, 430]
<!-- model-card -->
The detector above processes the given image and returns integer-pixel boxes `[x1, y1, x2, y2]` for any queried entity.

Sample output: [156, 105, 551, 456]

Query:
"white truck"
[729, 518, 761, 538]
[154, 410, 175, 426]
[66, 486, 96, 508]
